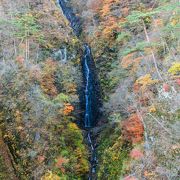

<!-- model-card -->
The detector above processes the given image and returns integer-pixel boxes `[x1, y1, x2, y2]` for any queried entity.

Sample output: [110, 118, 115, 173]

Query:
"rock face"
[0, 133, 18, 180]
[122, 114, 144, 144]
[58, 0, 82, 36]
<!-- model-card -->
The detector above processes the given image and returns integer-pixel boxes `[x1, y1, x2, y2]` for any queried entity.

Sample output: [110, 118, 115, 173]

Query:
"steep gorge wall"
[0, 0, 179, 179]
[66, 0, 180, 179]
[0, 0, 90, 179]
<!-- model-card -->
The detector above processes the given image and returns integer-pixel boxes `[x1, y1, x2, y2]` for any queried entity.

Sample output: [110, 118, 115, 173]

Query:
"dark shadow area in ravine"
[58, 1, 102, 179]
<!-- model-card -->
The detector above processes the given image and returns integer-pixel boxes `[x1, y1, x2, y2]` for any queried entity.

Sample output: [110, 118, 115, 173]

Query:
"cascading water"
[58, 1, 101, 179]
[81, 44, 101, 128]
[82, 44, 98, 179]
[84, 48, 90, 127]
[83, 44, 92, 128]
[58, 0, 82, 36]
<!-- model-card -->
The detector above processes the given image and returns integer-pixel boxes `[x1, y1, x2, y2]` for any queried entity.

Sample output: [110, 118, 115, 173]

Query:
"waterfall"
[84, 45, 92, 128]
[82, 44, 99, 178]
[58, 0, 82, 36]
[81, 44, 101, 128]
[58, 1, 101, 178]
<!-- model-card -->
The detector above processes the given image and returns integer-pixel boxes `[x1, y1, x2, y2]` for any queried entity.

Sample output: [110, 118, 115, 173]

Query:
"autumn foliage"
[63, 103, 74, 115]
[130, 148, 143, 160]
[121, 53, 142, 74]
[98, 0, 122, 38]
[40, 59, 58, 97]
[55, 156, 69, 173]
[124, 176, 138, 180]
[87, 0, 103, 12]
[122, 114, 144, 144]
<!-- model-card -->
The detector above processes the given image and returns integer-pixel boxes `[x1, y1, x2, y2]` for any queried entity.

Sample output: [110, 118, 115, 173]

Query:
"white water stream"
[58, 1, 98, 179]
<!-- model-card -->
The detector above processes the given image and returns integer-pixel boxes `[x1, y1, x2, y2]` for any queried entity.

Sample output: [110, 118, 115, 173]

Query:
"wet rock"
[58, 0, 82, 36]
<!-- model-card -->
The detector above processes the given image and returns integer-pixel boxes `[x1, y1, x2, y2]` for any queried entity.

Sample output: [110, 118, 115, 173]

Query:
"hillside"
[0, 0, 180, 179]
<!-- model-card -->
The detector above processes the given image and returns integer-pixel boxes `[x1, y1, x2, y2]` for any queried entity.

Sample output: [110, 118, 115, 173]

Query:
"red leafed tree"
[130, 148, 144, 160]
[87, 0, 103, 12]
[122, 113, 144, 144]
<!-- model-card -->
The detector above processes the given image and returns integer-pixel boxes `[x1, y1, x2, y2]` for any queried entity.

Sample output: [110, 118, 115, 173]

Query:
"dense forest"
[0, 0, 179, 179]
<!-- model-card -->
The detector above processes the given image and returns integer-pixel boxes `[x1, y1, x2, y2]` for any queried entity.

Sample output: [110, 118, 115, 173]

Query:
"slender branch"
[152, 17, 177, 60]
[142, 20, 164, 81]
[147, 113, 172, 135]
[137, 109, 151, 151]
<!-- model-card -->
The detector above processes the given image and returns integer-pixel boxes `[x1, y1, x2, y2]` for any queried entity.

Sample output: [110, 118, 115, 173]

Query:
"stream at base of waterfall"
[87, 131, 97, 179]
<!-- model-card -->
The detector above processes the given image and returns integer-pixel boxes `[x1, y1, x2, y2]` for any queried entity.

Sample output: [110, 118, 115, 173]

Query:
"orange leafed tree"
[121, 53, 142, 73]
[98, 0, 121, 38]
[55, 156, 69, 173]
[63, 103, 74, 115]
[40, 59, 58, 97]
[122, 113, 144, 144]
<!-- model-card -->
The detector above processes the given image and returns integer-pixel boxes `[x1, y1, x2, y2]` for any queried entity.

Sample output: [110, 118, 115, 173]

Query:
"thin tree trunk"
[13, 39, 17, 56]
[25, 38, 28, 63]
[143, 21, 164, 81]
[152, 17, 177, 60]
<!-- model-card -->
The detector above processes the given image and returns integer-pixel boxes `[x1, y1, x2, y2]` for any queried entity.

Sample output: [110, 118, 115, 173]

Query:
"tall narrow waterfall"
[81, 44, 101, 128]
[84, 51, 91, 127]
[81, 44, 100, 178]
[58, 1, 101, 178]
[84, 45, 92, 128]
